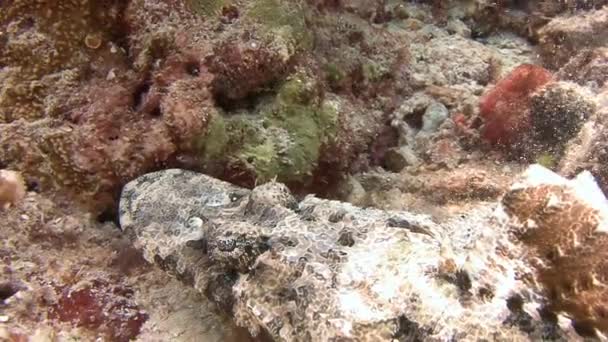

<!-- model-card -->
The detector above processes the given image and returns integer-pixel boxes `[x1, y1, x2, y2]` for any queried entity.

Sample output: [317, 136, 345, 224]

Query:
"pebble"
[447, 19, 472, 38]
[343, 176, 367, 206]
[421, 101, 449, 134]
[107, 69, 116, 81]
[384, 146, 421, 172]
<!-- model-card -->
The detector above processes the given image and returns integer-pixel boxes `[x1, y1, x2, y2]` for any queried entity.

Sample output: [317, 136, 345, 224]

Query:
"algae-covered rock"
[538, 7, 608, 69]
[0, 0, 388, 210]
[196, 70, 368, 187]
[530, 81, 596, 157]
[205, 0, 312, 101]
[557, 48, 608, 88]
[383, 146, 420, 172]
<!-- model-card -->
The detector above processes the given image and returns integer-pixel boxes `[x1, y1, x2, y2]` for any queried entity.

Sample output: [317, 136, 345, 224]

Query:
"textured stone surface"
[559, 88, 608, 196]
[119, 167, 608, 341]
[529, 81, 596, 156]
[557, 48, 608, 88]
[0, 0, 388, 212]
[538, 7, 608, 69]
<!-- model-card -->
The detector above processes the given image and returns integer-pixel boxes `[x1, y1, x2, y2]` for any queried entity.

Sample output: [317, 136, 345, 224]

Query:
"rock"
[0, 170, 26, 209]
[421, 101, 449, 134]
[120, 167, 608, 341]
[395, 3, 430, 22]
[529, 81, 596, 155]
[204, 0, 311, 102]
[0, 0, 387, 211]
[446, 18, 471, 38]
[558, 120, 599, 177]
[393, 92, 433, 120]
[383, 146, 420, 172]
[409, 35, 494, 86]
[423, 137, 466, 169]
[538, 7, 608, 69]
[558, 88, 608, 195]
[421, 167, 508, 203]
[557, 48, 608, 89]
[402, 18, 424, 30]
[392, 93, 449, 143]
[483, 33, 537, 80]
[336, 175, 368, 206]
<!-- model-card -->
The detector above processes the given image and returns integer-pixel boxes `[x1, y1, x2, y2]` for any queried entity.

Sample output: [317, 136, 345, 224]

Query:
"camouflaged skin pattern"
[502, 167, 608, 337]
[119, 169, 570, 342]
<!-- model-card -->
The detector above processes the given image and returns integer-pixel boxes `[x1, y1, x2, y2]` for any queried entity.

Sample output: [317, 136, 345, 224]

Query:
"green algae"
[187, 0, 231, 17]
[246, 0, 313, 51]
[199, 114, 229, 159]
[197, 72, 338, 184]
[362, 61, 389, 83]
[324, 63, 346, 86]
[535, 152, 557, 169]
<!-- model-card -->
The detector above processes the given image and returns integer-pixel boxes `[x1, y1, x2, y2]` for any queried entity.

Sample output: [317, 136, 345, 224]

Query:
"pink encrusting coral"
[479, 64, 553, 146]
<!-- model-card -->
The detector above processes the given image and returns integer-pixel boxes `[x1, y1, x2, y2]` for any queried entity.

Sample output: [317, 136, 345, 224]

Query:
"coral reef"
[0, 0, 400, 212]
[4, 0, 608, 340]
